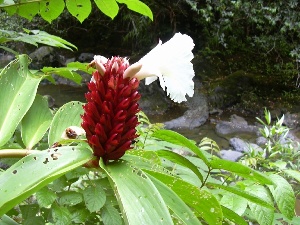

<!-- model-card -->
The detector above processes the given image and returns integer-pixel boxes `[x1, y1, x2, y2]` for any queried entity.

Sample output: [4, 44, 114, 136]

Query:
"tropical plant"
[0, 38, 299, 225]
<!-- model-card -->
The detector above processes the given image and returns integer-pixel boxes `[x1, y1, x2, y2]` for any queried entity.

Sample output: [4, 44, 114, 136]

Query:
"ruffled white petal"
[134, 32, 195, 103]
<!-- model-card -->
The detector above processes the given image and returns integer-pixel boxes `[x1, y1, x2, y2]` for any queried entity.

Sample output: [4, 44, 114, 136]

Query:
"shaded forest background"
[1, 0, 300, 114]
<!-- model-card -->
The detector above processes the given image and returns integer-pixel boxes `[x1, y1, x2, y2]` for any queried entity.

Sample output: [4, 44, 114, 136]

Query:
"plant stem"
[0, 149, 40, 158]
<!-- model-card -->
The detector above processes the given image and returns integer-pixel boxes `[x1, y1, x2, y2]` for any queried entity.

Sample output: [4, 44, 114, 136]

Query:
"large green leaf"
[156, 149, 203, 184]
[283, 169, 300, 183]
[94, 0, 119, 19]
[101, 160, 173, 225]
[17, 1, 39, 21]
[207, 182, 274, 209]
[0, 146, 93, 216]
[66, 0, 91, 23]
[220, 193, 248, 216]
[116, 0, 153, 20]
[41, 66, 82, 85]
[153, 129, 210, 166]
[210, 156, 273, 185]
[146, 170, 223, 225]
[48, 101, 84, 146]
[149, 175, 202, 225]
[267, 174, 295, 220]
[40, 0, 65, 23]
[0, 54, 42, 147]
[221, 206, 247, 225]
[245, 184, 274, 225]
[21, 94, 53, 149]
[82, 180, 106, 212]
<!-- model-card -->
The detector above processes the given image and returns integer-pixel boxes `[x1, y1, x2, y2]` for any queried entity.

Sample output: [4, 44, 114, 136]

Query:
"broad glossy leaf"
[48, 101, 84, 146]
[82, 180, 106, 212]
[283, 169, 300, 183]
[58, 191, 83, 206]
[207, 182, 274, 209]
[0, 54, 42, 147]
[101, 204, 122, 225]
[220, 193, 248, 216]
[17, 1, 39, 20]
[41, 66, 82, 84]
[52, 204, 72, 225]
[40, 0, 65, 23]
[210, 156, 273, 185]
[153, 129, 210, 166]
[0, 146, 93, 216]
[146, 170, 222, 225]
[0, 214, 19, 225]
[157, 150, 203, 183]
[246, 184, 274, 225]
[94, 0, 119, 19]
[21, 94, 53, 149]
[116, 0, 153, 20]
[267, 174, 295, 220]
[149, 175, 202, 225]
[221, 206, 247, 225]
[36, 186, 57, 208]
[66, 0, 91, 23]
[101, 160, 173, 225]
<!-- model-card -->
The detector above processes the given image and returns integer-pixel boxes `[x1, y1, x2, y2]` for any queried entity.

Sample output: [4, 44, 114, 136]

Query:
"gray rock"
[0, 53, 14, 68]
[284, 112, 300, 129]
[229, 137, 263, 153]
[29, 46, 54, 61]
[78, 53, 94, 62]
[256, 136, 267, 146]
[220, 150, 243, 161]
[164, 93, 209, 129]
[215, 114, 258, 135]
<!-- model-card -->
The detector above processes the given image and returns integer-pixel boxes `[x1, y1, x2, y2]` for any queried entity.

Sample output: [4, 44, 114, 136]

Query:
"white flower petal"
[135, 32, 195, 103]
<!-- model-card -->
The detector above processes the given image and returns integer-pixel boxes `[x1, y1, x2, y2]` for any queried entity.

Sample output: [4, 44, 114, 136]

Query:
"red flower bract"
[81, 57, 140, 164]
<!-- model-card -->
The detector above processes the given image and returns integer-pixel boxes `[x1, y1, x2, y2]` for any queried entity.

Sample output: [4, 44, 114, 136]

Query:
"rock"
[220, 150, 243, 161]
[0, 53, 14, 68]
[229, 137, 263, 153]
[78, 53, 94, 62]
[284, 112, 300, 129]
[164, 91, 209, 129]
[256, 136, 267, 146]
[215, 114, 258, 135]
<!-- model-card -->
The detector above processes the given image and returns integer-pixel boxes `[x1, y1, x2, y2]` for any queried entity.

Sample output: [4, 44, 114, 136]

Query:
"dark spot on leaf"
[54, 148, 58, 152]
[46, 1, 49, 6]
[77, 4, 82, 7]
[51, 153, 60, 160]
[33, 156, 37, 160]
[43, 158, 49, 164]
[13, 170, 17, 174]
[72, 147, 75, 151]
[47, 150, 50, 152]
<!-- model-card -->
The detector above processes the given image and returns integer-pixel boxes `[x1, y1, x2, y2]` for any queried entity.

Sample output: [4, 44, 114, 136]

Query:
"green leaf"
[40, 0, 65, 23]
[221, 206, 248, 225]
[149, 175, 202, 225]
[36, 186, 57, 208]
[210, 156, 273, 185]
[70, 208, 90, 223]
[66, 0, 91, 23]
[20, 204, 39, 221]
[0, 214, 19, 225]
[283, 169, 300, 183]
[116, 0, 153, 20]
[17, 1, 39, 21]
[267, 174, 295, 220]
[0, 146, 93, 216]
[21, 94, 53, 149]
[0, 54, 42, 147]
[94, 0, 119, 19]
[48, 101, 84, 146]
[58, 191, 83, 206]
[220, 193, 248, 216]
[245, 184, 274, 225]
[41, 66, 82, 84]
[101, 160, 173, 225]
[153, 129, 210, 166]
[207, 182, 274, 209]
[156, 150, 203, 183]
[101, 204, 122, 225]
[146, 170, 222, 225]
[82, 181, 106, 212]
[52, 204, 72, 225]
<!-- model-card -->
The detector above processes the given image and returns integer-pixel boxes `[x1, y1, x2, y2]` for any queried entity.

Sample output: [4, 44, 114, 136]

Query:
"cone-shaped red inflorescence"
[81, 57, 141, 164]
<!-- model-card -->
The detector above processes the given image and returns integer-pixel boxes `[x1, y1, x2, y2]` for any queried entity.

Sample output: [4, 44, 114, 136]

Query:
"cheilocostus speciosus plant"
[81, 32, 195, 164]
